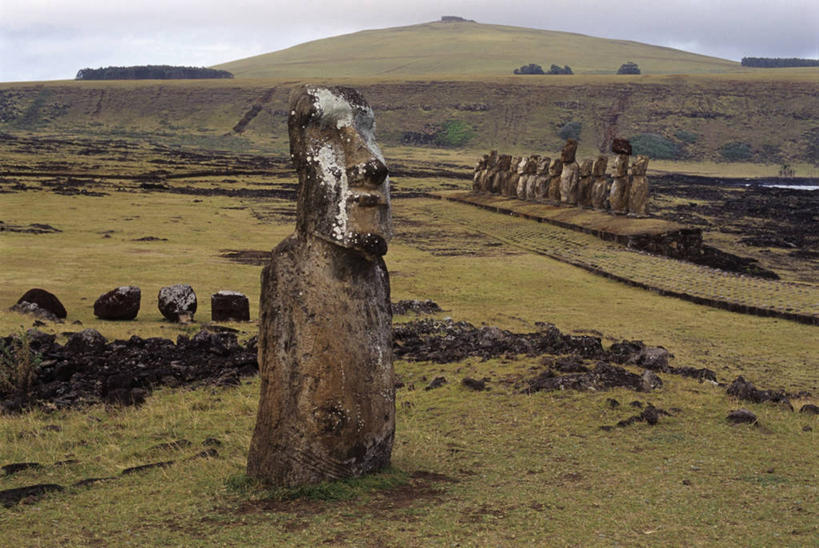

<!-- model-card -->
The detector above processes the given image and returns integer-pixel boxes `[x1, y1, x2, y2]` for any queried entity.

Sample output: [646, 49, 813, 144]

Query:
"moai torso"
[590, 156, 610, 210]
[532, 157, 550, 201]
[577, 159, 594, 208]
[473, 154, 487, 192]
[507, 156, 523, 196]
[479, 150, 498, 192]
[559, 140, 580, 206]
[628, 155, 649, 216]
[609, 153, 631, 214]
[248, 85, 394, 487]
[518, 155, 538, 199]
[492, 155, 511, 194]
[547, 158, 563, 203]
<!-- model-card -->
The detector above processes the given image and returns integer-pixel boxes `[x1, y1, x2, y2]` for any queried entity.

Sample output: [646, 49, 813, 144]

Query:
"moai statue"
[532, 156, 551, 201]
[628, 154, 650, 216]
[473, 154, 487, 192]
[608, 138, 632, 214]
[559, 139, 580, 206]
[590, 155, 610, 210]
[547, 158, 563, 203]
[492, 154, 511, 194]
[480, 150, 498, 192]
[505, 156, 523, 196]
[247, 86, 394, 487]
[577, 159, 594, 208]
[517, 155, 538, 199]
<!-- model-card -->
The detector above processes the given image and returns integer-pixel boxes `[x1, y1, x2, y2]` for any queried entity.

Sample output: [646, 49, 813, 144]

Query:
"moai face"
[525, 155, 540, 174]
[498, 154, 512, 171]
[579, 159, 593, 177]
[631, 155, 649, 176]
[592, 155, 608, 177]
[516, 156, 528, 174]
[549, 158, 564, 176]
[537, 157, 551, 175]
[288, 86, 392, 258]
[612, 154, 629, 177]
[561, 139, 578, 163]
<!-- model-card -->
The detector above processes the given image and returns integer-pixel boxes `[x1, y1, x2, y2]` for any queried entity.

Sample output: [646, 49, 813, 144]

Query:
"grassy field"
[213, 20, 742, 78]
[1, 178, 817, 545]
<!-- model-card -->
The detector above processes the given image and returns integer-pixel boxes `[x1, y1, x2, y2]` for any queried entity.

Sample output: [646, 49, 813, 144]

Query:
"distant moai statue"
[547, 158, 563, 203]
[609, 138, 632, 214]
[628, 154, 650, 216]
[506, 156, 524, 196]
[590, 155, 610, 210]
[247, 85, 394, 487]
[577, 159, 594, 208]
[559, 139, 580, 205]
[517, 155, 539, 199]
[473, 154, 488, 191]
[480, 150, 498, 192]
[492, 154, 512, 194]
[532, 156, 551, 201]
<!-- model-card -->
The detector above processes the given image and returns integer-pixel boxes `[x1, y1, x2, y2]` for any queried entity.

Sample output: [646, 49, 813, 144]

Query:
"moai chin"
[559, 139, 580, 206]
[590, 155, 610, 210]
[247, 85, 394, 487]
[547, 158, 563, 203]
[609, 152, 631, 214]
[628, 154, 650, 216]
[577, 159, 594, 208]
[532, 156, 551, 201]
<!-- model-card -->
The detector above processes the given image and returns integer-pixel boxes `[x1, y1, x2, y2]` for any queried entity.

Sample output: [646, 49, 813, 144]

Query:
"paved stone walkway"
[414, 199, 818, 325]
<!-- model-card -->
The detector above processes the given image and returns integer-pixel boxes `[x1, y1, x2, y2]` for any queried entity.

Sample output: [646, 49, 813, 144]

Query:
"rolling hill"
[213, 19, 742, 78]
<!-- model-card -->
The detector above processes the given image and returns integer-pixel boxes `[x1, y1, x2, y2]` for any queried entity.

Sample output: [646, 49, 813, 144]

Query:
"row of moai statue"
[472, 138, 649, 216]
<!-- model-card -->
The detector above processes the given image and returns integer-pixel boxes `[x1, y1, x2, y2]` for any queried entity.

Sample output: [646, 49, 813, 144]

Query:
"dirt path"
[412, 199, 818, 324]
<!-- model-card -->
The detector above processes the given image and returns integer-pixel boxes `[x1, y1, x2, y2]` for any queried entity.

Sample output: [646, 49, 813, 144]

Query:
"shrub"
[629, 133, 680, 160]
[674, 130, 699, 144]
[513, 63, 545, 75]
[547, 64, 573, 75]
[0, 332, 40, 399]
[719, 141, 753, 161]
[558, 121, 582, 141]
[617, 62, 641, 74]
[434, 120, 475, 147]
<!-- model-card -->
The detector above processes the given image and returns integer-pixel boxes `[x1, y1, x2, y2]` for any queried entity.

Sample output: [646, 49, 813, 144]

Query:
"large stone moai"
[628, 154, 650, 216]
[559, 139, 580, 205]
[532, 156, 551, 201]
[547, 158, 563, 203]
[517, 155, 539, 199]
[609, 138, 632, 214]
[473, 154, 487, 192]
[505, 156, 524, 196]
[247, 86, 395, 487]
[577, 159, 594, 208]
[590, 155, 610, 210]
[492, 154, 511, 194]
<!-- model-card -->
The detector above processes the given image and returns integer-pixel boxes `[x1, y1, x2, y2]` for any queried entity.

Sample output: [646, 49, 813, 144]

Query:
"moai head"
[525, 155, 540, 174]
[288, 85, 391, 258]
[487, 150, 498, 168]
[561, 139, 578, 163]
[537, 157, 551, 175]
[548, 158, 563, 176]
[631, 155, 649, 176]
[611, 138, 632, 156]
[579, 159, 593, 177]
[592, 155, 608, 177]
[612, 154, 629, 177]
[476, 154, 488, 171]
[497, 154, 512, 171]
[516, 156, 528, 174]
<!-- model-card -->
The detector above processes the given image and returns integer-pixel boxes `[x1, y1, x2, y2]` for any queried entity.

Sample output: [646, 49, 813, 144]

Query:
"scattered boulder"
[9, 301, 61, 322]
[727, 408, 758, 424]
[462, 377, 487, 391]
[211, 290, 250, 322]
[426, 376, 447, 390]
[15, 288, 66, 319]
[158, 284, 197, 322]
[639, 370, 663, 392]
[799, 404, 819, 415]
[0, 483, 63, 508]
[64, 329, 107, 355]
[392, 299, 442, 315]
[94, 286, 141, 320]
[727, 376, 791, 408]
[2, 462, 42, 476]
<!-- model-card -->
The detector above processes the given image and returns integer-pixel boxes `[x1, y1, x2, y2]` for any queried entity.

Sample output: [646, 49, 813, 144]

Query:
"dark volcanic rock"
[211, 290, 250, 322]
[639, 370, 664, 392]
[799, 404, 819, 415]
[425, 376, 447, 390]
[2, 462, 42, 476]
[524, 362, 643, 393]
[727, 408, 758, 424]
[461, 377, 487, 391]
[392, 299, 442, 315]
[727, 376, 791, 408]
[15, 288, 66, 319]
[9, 301, 61, 322]
[64, 329, 107, 355]
[158, 284, 197, 322]
[0, 483, 63, 508]
[94, 286, 141, 320]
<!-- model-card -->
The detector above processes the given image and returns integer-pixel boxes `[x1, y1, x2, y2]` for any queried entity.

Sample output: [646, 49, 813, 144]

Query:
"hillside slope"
[213, 20, 741, 78]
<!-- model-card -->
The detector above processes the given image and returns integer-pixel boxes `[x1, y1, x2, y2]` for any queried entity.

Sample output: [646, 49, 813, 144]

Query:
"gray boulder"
[158, 284, 197, 322]
[94, 286, 141, 320]
[211, 291, 250, 322]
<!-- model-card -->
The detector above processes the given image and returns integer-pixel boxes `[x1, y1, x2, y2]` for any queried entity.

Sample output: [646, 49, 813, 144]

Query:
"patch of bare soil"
[393, 214, 523, 257]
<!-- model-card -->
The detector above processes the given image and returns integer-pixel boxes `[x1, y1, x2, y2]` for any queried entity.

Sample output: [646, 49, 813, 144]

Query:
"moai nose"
[347, 158, 389, 187]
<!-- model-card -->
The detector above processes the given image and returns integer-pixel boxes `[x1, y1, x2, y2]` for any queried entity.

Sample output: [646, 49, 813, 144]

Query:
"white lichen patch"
[311, 87, 355, 130]
[315, 143, 351, 241]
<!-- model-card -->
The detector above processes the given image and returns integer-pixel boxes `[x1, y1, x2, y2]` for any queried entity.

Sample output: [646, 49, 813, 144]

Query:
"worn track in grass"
[410, 199, 819, 324]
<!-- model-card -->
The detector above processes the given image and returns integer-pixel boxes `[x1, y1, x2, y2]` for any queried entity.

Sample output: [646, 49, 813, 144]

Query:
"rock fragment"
[158, 284, 197, 322]
[94, 286, 141, 320]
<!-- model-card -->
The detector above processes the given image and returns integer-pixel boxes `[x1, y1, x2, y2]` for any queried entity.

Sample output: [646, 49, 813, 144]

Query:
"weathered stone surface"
[560, 161, 580, 205]
[9, 301, 61, 322]
[94, 286, 140, 320]
[547, 158, 563, 203]
[15, 289, 66, 319]
[609, 154, 630, 214]
[491, 154, 511, 194]
[247, 85, 394, 487]
[65, 329, 107, 355]
[628, 155, 650, 216]
[157, 284, 197, 322]
[577, 159, 595, 207]
[612, 138, 632, 155]
[639, 369, 663, 392]
[727, 409, 758, 424]
[590, 155, 610, 209]
[211, 290, 250, 322]
[532, 156, 550, 201]
[560, 138, 578, 163]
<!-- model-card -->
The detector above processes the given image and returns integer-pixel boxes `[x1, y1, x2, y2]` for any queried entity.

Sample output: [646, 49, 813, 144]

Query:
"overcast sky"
[1, 0, 817, 82]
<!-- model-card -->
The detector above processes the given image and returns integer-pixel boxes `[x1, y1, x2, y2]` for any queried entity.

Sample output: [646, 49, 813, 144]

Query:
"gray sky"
[1, 0, 818, 82]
